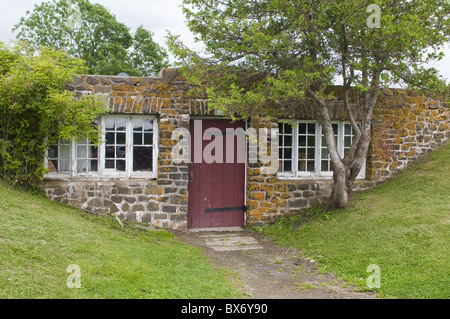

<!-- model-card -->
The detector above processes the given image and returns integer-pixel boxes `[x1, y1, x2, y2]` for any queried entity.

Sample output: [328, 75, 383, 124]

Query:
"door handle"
[189, 170, 194, 183]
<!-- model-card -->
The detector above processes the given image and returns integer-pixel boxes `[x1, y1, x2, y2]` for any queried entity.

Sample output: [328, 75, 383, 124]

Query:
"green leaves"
[131, 26, 169, 77]
[171, 0, 450, 116]
[0, 42, 106, 188]
[169, 0, 338, 117]
[13, 0, 169, 76]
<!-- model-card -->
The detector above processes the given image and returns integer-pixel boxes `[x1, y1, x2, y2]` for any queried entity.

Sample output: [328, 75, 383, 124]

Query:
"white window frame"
[45, 139, 74, 179]
[99, 115, 159, 179]
[277, 120, 366, 180]
[44, 115, 159, 180]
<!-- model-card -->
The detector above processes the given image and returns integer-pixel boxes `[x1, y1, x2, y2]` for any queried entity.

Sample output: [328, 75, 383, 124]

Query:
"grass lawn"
[0, 181, 242, 299]
[262, 143, 450, 299]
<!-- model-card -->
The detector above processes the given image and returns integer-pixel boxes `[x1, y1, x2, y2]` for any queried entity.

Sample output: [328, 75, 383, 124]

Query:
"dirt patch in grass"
[174, 229, 378, 299]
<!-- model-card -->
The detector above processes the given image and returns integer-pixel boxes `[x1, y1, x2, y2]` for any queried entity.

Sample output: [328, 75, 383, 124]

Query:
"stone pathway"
[174, 228, 378, 299]
[202, 233, 263, 251]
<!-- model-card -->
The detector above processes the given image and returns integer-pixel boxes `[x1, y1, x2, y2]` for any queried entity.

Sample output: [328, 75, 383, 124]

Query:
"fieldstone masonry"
[42, 68, 449, 229]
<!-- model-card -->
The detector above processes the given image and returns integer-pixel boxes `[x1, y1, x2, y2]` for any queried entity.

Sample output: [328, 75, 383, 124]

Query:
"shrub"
[0, 42, 106, 188]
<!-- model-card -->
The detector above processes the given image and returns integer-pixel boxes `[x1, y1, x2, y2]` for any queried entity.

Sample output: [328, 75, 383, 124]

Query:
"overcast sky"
[0, 0, 449, 82]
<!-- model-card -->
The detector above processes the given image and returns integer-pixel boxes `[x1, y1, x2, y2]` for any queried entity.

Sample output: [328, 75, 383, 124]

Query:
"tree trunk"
[312, 93, 351, 211]
[326, 165, 349, 211]
[308, 86, 377, 212]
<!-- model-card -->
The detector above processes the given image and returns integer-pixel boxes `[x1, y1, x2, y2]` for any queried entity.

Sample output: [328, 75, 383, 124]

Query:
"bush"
[0, 42, 106, 188]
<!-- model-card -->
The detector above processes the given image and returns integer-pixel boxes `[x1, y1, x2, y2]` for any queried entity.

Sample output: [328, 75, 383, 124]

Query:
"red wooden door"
[188, 119, 246, 228]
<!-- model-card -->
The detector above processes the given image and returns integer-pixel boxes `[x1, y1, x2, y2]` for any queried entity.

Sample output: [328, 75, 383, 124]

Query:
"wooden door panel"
[188, 119, 246, 228]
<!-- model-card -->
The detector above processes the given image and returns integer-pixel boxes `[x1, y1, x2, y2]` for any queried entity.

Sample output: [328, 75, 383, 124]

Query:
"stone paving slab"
[200, 232, 263, 251]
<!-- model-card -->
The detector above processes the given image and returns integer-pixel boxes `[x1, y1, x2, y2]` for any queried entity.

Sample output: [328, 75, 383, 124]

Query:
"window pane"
[105, 118, 115, 131]
[89, 146, 98, 158]
[284, 124, 292, 135]
[298, 149, 306, 160]
[134, 133, 142, 145]
[77, 160, 88, 173]
[284, 135, 292, 147]
[77, 145, 87, 158]
[116, 160, 126, 171]
[298, 136, 306, 147]
[279, 122, 295, 173]
[48, 145, 58, 158]
[76, 138, 98, 174]
[105, 160, 115, 169]
[59, 159, 70, 171]
[283, 160, 292, 172]
[116, 119, 126, 131]
[133, 119, 143, 131]
[345, 124, 352, 135]
[90, 160, 98, 172]
[48, 160, 58, 171]
[106, 132, 115, 145]
[284, 148, 292, 159]
[298, 160, 306, 171]
[144, 133, 153, 145]
[60, 145, 70, 158]
[144, 120, 153, 132]
[105, 146, 115, 159]
[116, 146, 126, 159]
[116, 133, 126, 145]
[47, 140, 75, 174]
[307, 161, 315, 172]
[133, 147, 153, 171]
[322, 148, 329, 159]
[321, 160, 329, 171]
[299, 123, 306, 134]
[308, 123, 316, 134]
[307, 136, 315, 147]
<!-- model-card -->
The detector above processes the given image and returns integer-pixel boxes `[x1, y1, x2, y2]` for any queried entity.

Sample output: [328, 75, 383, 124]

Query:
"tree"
[168, 0, 450, 211]
[132, 26, 169, 77]
[0, 42, 106, 188]
[13, 0, 169, 76]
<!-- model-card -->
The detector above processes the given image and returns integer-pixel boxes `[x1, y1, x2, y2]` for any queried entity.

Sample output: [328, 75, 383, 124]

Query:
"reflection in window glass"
[47, 140, 71, 173]
[76, 137, 98, 173]
[132, 118, 153, 172]
[343, 124, 354, 155]
[104, 118, 127, 171]
[298, 123, 316, 172]
[278, 122, 293, 173]
[321, 124, 338, 172]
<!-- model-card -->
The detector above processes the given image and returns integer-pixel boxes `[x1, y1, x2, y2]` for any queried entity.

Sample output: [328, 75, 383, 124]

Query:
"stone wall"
[44, 179, 165, 223]
[42, 69, 449, 229]
[369, 90, 449, 181]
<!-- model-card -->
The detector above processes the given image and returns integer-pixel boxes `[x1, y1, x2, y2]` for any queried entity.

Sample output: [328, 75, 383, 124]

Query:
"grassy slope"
[0, 182, 241, 299]
[263, 143, 450, 299]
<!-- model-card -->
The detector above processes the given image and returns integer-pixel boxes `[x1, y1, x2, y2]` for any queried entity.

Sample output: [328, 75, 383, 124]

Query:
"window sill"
[277, 174, 366, 181]
[43, 173, 157, 182]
